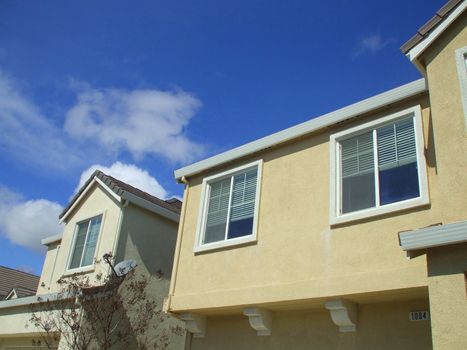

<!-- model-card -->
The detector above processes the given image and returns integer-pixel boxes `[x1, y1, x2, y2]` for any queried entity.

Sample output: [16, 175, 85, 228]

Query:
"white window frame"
[194, 159, 263, 253]
[455, 46, 467, 130]
[66, 212, 105, 273]
[329, 105, 429, 225]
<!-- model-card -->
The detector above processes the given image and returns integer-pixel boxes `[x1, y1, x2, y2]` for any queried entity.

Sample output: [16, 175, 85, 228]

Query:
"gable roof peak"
[59, 170, 181, 221]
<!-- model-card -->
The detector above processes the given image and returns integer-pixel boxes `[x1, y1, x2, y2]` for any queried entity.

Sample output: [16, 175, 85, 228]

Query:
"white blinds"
[341, 131, 374, 178]
[377, 117, 416, 170]
[206, 178, 231, 228]
[230, 168, 258, 222]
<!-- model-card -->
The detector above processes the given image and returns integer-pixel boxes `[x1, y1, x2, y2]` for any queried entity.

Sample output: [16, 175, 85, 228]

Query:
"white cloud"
[77, 162, 168, 199]
[352, 34, 393, 58]
[0, 71, 86, 172]
[65, 85, 205, 164]
[0, 70, 206, 175]
[0, 186, 63, 252]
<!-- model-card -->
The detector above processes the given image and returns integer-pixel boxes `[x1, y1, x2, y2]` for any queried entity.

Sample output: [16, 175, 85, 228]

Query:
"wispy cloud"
[352, 34, 394, 58]
[0, 70, 86, 172]
[77, 162, 169, 199]
[0, 70, 206, 173]
[0, 186, 64, 252]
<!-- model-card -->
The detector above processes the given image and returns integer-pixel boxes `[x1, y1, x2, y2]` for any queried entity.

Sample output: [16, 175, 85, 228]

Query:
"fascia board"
[41, 233, 63, 246]
[399, 220, 467, 251]
[60, 177, 122, 223]
[407, 2, 467, 62]
[121, 192, 180, 223]
[0, 293, 59, 310]
[175, 78, 427, 180]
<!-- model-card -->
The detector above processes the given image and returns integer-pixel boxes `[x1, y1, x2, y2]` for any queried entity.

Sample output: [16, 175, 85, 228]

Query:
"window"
[455, 46, 467, 129]
[330, 106, 429, 224]
[68, 215, 102, 269]
[195, 160, 262, 252]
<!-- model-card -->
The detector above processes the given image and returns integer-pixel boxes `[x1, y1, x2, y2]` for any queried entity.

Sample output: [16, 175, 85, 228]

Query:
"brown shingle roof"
[0, 266, 39, 300]
[401, 0, 464, 54]
[59, 170, 181, 220]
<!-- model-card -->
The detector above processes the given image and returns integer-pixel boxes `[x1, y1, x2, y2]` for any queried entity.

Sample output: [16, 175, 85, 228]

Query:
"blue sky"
[0, 0, 445, 275]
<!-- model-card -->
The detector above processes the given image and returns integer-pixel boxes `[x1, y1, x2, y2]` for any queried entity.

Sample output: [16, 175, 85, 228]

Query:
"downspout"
[110, 199, 129, 272]
[166, 176, 189, 312]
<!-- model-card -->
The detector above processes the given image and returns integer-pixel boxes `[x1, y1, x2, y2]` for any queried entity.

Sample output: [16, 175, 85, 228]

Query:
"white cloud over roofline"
[77, 162, 168, 199]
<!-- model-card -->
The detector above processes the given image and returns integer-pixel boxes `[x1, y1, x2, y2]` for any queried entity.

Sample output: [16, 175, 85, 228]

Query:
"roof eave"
[175, 78, 427, 180]
[41, 233, 63, 246]
[405, 1, 466, 64]
[399, 220, 467, 252]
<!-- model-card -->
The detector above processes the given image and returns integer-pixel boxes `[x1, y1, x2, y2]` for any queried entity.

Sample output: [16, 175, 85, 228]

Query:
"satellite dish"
[114, 259, 137, 277]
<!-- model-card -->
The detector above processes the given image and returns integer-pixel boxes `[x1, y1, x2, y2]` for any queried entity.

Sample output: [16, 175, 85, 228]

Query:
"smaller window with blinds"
[330, 106, 429, 225]
[68, 215, 103, 270]
[195, 160, 262, 252]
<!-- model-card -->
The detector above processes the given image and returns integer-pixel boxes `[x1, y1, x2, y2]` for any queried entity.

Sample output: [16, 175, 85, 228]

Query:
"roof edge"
[175, 78, 427, 180]
[403, 1, 466, 60]
[0, 293, 57, 310]
[41, 233, 63, 246]
[399, 220, 467, 251]
[121, 192, 180, 223]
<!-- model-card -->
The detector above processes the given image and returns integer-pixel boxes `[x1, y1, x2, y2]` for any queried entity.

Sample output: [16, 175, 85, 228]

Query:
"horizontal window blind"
[230, 168, 258, 222]
[341, 131, 374, 178]
[205, 178, 231, 229]
[377, 117, 416, 170]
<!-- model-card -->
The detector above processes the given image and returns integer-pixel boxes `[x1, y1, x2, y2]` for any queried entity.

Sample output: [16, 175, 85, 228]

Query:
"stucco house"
[0, 170, 186, 349]
[166, 1, 467, 349]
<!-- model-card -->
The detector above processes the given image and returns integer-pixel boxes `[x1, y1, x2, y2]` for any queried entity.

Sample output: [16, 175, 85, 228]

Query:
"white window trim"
[194, 159, 263, 253]
[65, 211, 106, 274]
[455, 46, 467, 131]
[329, 105, 429, 225]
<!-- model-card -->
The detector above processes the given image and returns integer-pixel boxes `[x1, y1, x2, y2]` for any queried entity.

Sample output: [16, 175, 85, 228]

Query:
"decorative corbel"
[325, 299, 357, 332]
[179, 313, 206, 338]
[243, 307, 272, 336]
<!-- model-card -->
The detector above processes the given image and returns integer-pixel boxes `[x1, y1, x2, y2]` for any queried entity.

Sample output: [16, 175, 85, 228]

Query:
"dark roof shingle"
[401, 0, 464, 54]
[0, 266, 39, 300]
[59, 170, 181, 220]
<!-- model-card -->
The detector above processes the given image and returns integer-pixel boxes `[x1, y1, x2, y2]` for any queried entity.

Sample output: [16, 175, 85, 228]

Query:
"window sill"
[62, 265, 95, 277]
[330, 196, 430, 226]
[194, 234, 257, 253]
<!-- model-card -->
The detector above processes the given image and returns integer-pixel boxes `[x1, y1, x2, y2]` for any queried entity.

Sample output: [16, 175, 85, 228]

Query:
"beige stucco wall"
[37, 241, 61, 295]
[170, 96, 438, 313]
[189, 299, 431, 350]
[417, 12, 467, 350]
[426, 243, 467, 350]
[37, 183, 122, 294]
[115, 203, 186, 349]
[422, 14, 467, 224]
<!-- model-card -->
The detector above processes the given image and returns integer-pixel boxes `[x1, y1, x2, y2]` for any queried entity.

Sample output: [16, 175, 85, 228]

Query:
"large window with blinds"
[195, 160, 262, 252]
[330, 106, 429, 224]
[68, 215, 102, 270]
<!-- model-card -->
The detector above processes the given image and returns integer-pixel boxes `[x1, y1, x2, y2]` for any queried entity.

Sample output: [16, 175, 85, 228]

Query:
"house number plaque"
[409, 311, 429, 321]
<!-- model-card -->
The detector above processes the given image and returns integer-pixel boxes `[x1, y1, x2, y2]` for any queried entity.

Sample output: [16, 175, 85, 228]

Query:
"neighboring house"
[0, 170, 186, 350]
[0, 266, 39, 301]
[166, 1, 467, 350]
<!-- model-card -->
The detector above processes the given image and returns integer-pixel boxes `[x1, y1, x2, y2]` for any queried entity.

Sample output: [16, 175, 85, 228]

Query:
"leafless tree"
[28, 254, 184, 350]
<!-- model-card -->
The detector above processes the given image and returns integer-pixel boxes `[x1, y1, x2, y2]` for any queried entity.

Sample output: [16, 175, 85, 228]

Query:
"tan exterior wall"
[426, 243, 467, 350]
[115, 203, 186, 349]
[37, 183, 122, 294]
[189, 299, 431, 350]
[37, 242, 61, 295]
[171, 96, 439, 312]
[422, 14, 467, 224]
